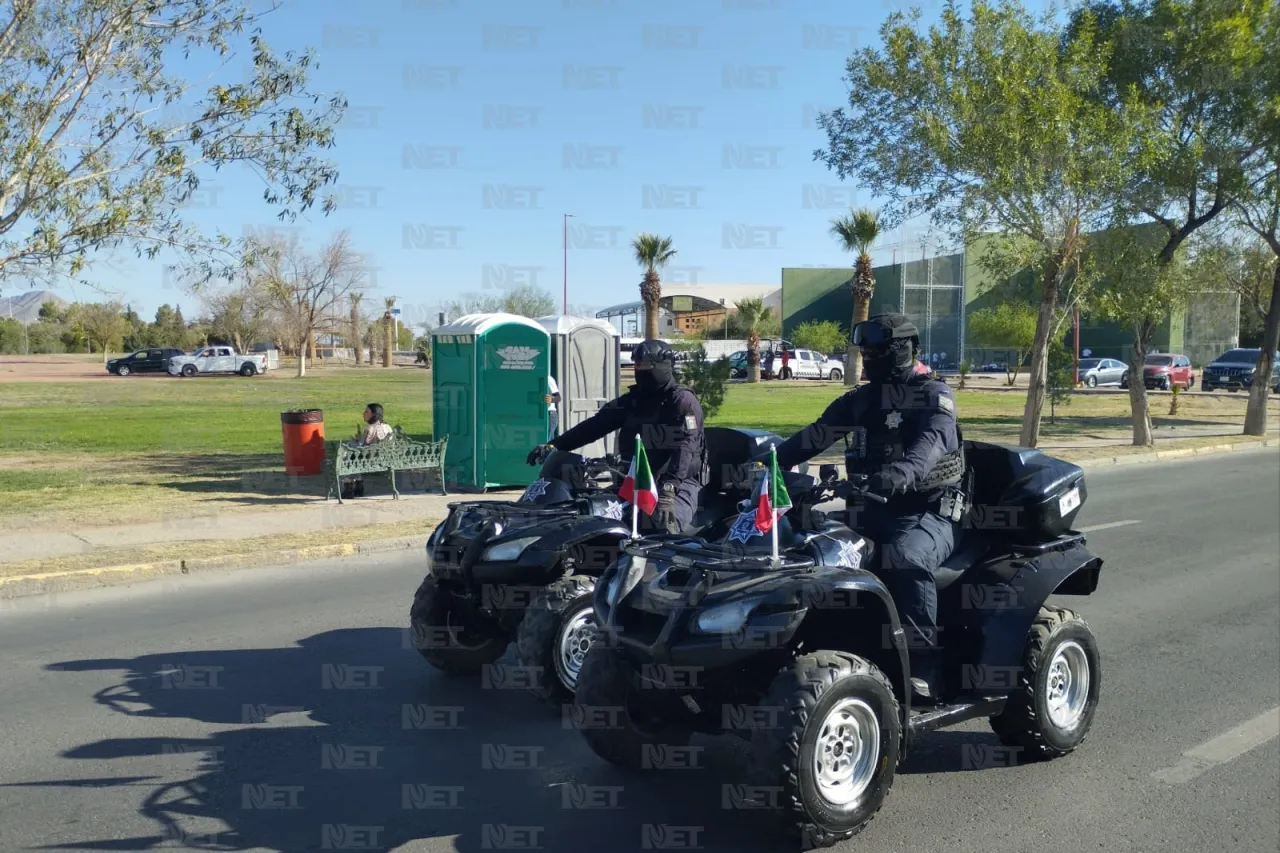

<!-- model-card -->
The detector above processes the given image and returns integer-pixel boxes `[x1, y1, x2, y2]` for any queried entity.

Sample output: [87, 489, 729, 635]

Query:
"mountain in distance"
[0, 289, 67, 324]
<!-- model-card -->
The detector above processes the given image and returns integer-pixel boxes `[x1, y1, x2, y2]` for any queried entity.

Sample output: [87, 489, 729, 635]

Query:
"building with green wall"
[781, 228, 1239, 368]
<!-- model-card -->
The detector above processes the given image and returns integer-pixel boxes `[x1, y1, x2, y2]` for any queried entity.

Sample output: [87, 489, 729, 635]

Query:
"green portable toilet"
[431, 313, 551, 491]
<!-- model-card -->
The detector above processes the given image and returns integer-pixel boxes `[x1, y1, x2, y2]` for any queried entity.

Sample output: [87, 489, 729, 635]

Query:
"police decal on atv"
[520, 479, 550, 502]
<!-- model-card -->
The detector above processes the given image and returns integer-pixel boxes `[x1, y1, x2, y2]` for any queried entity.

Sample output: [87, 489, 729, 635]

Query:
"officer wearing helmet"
[526, 338, 707, 534]
[773, 312, 966, 702]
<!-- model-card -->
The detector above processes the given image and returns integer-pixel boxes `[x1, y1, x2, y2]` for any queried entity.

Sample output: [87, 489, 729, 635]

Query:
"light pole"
[563, 213, 575, 314]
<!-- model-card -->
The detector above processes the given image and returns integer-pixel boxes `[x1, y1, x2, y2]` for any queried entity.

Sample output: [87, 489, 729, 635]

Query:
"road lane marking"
[1151, 706, 1280, 784]
[1077, 520, 1142, 533]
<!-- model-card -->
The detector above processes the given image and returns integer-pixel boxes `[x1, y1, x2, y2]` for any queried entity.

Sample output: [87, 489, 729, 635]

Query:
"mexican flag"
[753, 445, 793, 535]
[618, 434, 659, 515]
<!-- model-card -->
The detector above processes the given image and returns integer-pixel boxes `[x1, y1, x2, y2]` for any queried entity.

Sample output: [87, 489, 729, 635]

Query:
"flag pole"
[770, 445, 780, 568]
[631, 433, 640, 539]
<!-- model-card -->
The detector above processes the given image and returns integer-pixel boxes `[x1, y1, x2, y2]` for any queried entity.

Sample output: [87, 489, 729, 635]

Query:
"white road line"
[1077, 520, 1143, 533]
[1151, 706, 1280, 784]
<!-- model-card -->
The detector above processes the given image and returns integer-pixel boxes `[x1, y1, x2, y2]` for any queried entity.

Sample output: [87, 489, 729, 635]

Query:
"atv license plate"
[1058, 487, 1081, 516]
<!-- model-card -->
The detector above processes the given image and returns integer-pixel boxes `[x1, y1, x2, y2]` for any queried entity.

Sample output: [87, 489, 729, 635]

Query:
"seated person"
[342, 403, 393, 498]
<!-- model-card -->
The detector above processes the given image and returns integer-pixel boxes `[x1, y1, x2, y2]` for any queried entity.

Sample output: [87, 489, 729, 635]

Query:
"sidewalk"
[2, 424, 1275, 571]
[0, 490, 510, 566]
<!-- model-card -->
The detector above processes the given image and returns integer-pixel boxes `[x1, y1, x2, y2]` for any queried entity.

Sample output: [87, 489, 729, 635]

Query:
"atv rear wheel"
[515, 575, 598, 705]
[572, 645, 692, 770]
[751, 651, 901, 849]
[989, 606, 1101, 760]
[408, 575, 508, 675]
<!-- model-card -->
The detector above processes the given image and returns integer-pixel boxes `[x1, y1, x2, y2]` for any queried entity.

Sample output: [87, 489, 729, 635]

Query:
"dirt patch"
[0, 355, 112, 383]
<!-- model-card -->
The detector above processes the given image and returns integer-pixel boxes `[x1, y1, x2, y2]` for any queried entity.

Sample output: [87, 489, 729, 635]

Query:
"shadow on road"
[34, 628, 794, 853]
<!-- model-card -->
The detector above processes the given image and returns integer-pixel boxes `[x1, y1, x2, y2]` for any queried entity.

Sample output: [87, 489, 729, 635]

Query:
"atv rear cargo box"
[966, 442, 1087, 543]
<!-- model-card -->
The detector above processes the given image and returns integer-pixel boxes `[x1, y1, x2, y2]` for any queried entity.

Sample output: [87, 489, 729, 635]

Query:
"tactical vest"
[844, 381, 965, 503]
[619, 384, 708, 486]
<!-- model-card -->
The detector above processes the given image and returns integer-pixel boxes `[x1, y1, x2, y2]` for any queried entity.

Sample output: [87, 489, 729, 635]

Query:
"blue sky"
[61, 0, 981, 328]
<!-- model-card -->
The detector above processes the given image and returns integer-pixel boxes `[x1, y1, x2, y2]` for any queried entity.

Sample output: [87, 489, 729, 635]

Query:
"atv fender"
[520, 516, 632, 574]
[972, 541, 1103, 676]
[754, 568, 913, 713]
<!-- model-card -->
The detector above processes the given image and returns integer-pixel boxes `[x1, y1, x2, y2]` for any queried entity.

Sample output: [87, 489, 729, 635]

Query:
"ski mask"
[632, 339, 676, 393]
[853, 313, 920, 384]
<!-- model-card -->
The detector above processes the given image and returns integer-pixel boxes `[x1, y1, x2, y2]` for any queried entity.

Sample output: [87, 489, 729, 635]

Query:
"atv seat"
[933, 531, 989, 591]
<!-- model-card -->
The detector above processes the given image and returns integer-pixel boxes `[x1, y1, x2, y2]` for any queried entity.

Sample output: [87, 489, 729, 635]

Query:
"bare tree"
[258, 230, 366, 378]
[203, 276, 270, 353]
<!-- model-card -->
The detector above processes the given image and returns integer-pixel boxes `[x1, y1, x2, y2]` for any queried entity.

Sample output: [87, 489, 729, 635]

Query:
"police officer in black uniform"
[773, 313, 966, 701]
[526, 339, 707, 535]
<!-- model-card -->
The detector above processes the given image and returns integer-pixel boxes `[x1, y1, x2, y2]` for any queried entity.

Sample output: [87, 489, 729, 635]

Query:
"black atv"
[409, 427, 790, 705]
[573, 441, 1104, 849]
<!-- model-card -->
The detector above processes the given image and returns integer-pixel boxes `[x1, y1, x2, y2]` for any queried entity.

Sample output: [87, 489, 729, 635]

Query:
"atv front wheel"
[572, 645, 692, 770]
[408, 575, 508, 675]
[515, 575, 598, 705]
[751, 651, 901, 849]
[990, 606, 1101, 760]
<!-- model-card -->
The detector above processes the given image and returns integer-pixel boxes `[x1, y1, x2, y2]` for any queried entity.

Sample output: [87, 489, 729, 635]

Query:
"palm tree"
[382, 296, 396, 367]
[830, 208, 882, 386]
[350, 292, 364, 365]
[632, 233, 677, 339]
[735, 297, 773, 383]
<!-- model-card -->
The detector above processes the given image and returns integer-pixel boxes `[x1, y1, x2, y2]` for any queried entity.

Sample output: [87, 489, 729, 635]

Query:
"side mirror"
[819, 464, 839, 483]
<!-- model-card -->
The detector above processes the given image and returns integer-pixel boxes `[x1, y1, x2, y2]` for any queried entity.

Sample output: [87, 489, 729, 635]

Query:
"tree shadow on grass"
[27, 628, 803, 853]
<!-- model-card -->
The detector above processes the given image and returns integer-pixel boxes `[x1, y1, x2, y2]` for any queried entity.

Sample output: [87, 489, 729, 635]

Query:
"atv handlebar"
[812, 467, 888, 505]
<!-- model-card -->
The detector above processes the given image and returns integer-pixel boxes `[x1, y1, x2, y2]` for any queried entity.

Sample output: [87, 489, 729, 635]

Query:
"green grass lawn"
[0, 366, 1272, 527]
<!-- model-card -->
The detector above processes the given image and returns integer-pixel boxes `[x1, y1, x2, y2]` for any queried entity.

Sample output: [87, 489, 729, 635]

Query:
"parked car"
[106, 347, 186, 376]
[168, 346, 269, 377]
[1076, 357, 1127, 388]
[1142, 353, 1195, 391]
[775, 348, 844, 381]
[1201, 348, 1280, 393]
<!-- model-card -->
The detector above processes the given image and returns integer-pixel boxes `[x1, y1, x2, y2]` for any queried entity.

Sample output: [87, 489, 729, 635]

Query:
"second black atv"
[409, 426, 790, 704]
[573, 441, 1104, 849]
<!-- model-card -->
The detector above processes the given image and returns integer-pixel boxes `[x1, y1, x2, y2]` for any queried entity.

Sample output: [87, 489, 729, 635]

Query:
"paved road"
[1, 450, 1277, 853]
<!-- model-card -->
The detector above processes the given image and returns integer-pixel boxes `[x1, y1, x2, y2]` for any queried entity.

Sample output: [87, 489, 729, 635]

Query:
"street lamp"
[563, 213, 575, 314]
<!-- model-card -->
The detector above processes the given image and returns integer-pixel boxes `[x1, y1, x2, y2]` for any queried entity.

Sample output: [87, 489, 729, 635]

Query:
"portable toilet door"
[430, 323, 477, 490]
[537, 315, 621, 460]
[433, 312, 551, 491]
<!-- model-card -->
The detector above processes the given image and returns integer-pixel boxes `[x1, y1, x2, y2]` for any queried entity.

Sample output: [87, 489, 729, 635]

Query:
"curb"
[0, 535, 425, 601]
[1073, 438, 1278, 469]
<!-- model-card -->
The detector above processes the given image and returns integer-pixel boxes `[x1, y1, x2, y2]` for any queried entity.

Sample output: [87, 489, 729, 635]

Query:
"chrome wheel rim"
[554, 606, 597, 691]
[812, 697, 880, 807]
[1045, 640, 1090, 731]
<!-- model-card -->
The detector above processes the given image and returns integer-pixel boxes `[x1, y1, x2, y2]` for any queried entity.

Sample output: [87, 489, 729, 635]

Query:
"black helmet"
[631, 338, 675, 366]
[853, 313, 920, 383]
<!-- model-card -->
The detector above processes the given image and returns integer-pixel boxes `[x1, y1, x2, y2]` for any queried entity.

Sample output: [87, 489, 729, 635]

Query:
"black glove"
[654, 482, 680, 533]
[870, 466, 910, 497]
[526, 445, 551, 466]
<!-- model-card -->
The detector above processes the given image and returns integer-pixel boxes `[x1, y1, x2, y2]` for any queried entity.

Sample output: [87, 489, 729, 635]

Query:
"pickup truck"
[169, 346, 269, 377]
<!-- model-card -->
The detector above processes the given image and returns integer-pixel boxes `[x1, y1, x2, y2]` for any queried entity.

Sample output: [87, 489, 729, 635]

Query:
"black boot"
[909, 648, 945, 705]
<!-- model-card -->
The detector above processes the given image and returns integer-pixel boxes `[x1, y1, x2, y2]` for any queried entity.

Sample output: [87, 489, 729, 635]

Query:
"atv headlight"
[482, 536, 539, 562]
[695, 597, 762, 635]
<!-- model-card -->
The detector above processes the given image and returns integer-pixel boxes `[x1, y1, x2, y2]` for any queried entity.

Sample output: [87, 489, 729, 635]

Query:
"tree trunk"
[382, 316, 393, 367]
[296, 332, 308, 378]
[847, 291, 870, 387]
[1018, 276, 1058, 447]
[307, 336, 316, 364]
[747, 339, 761, 383]
[644, 301, 659, 340]
[1127, 319, 1155, 446]
[1243, 259, 1280, 436]
[352, 306, 362, 365]
[101, 343, 109, 364]
[1019, 225, 1078, 447]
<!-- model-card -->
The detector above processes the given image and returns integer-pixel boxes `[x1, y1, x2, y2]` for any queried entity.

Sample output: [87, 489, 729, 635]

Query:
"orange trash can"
[281, 409, 326, 476]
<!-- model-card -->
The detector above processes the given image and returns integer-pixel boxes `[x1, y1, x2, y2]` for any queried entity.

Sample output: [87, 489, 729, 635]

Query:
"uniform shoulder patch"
[684, 414, 697, 430]
[937, 394, 955, 414]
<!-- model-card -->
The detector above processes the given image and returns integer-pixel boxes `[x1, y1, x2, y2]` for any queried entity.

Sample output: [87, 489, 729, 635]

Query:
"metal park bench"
[325, 427, 449, 502]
